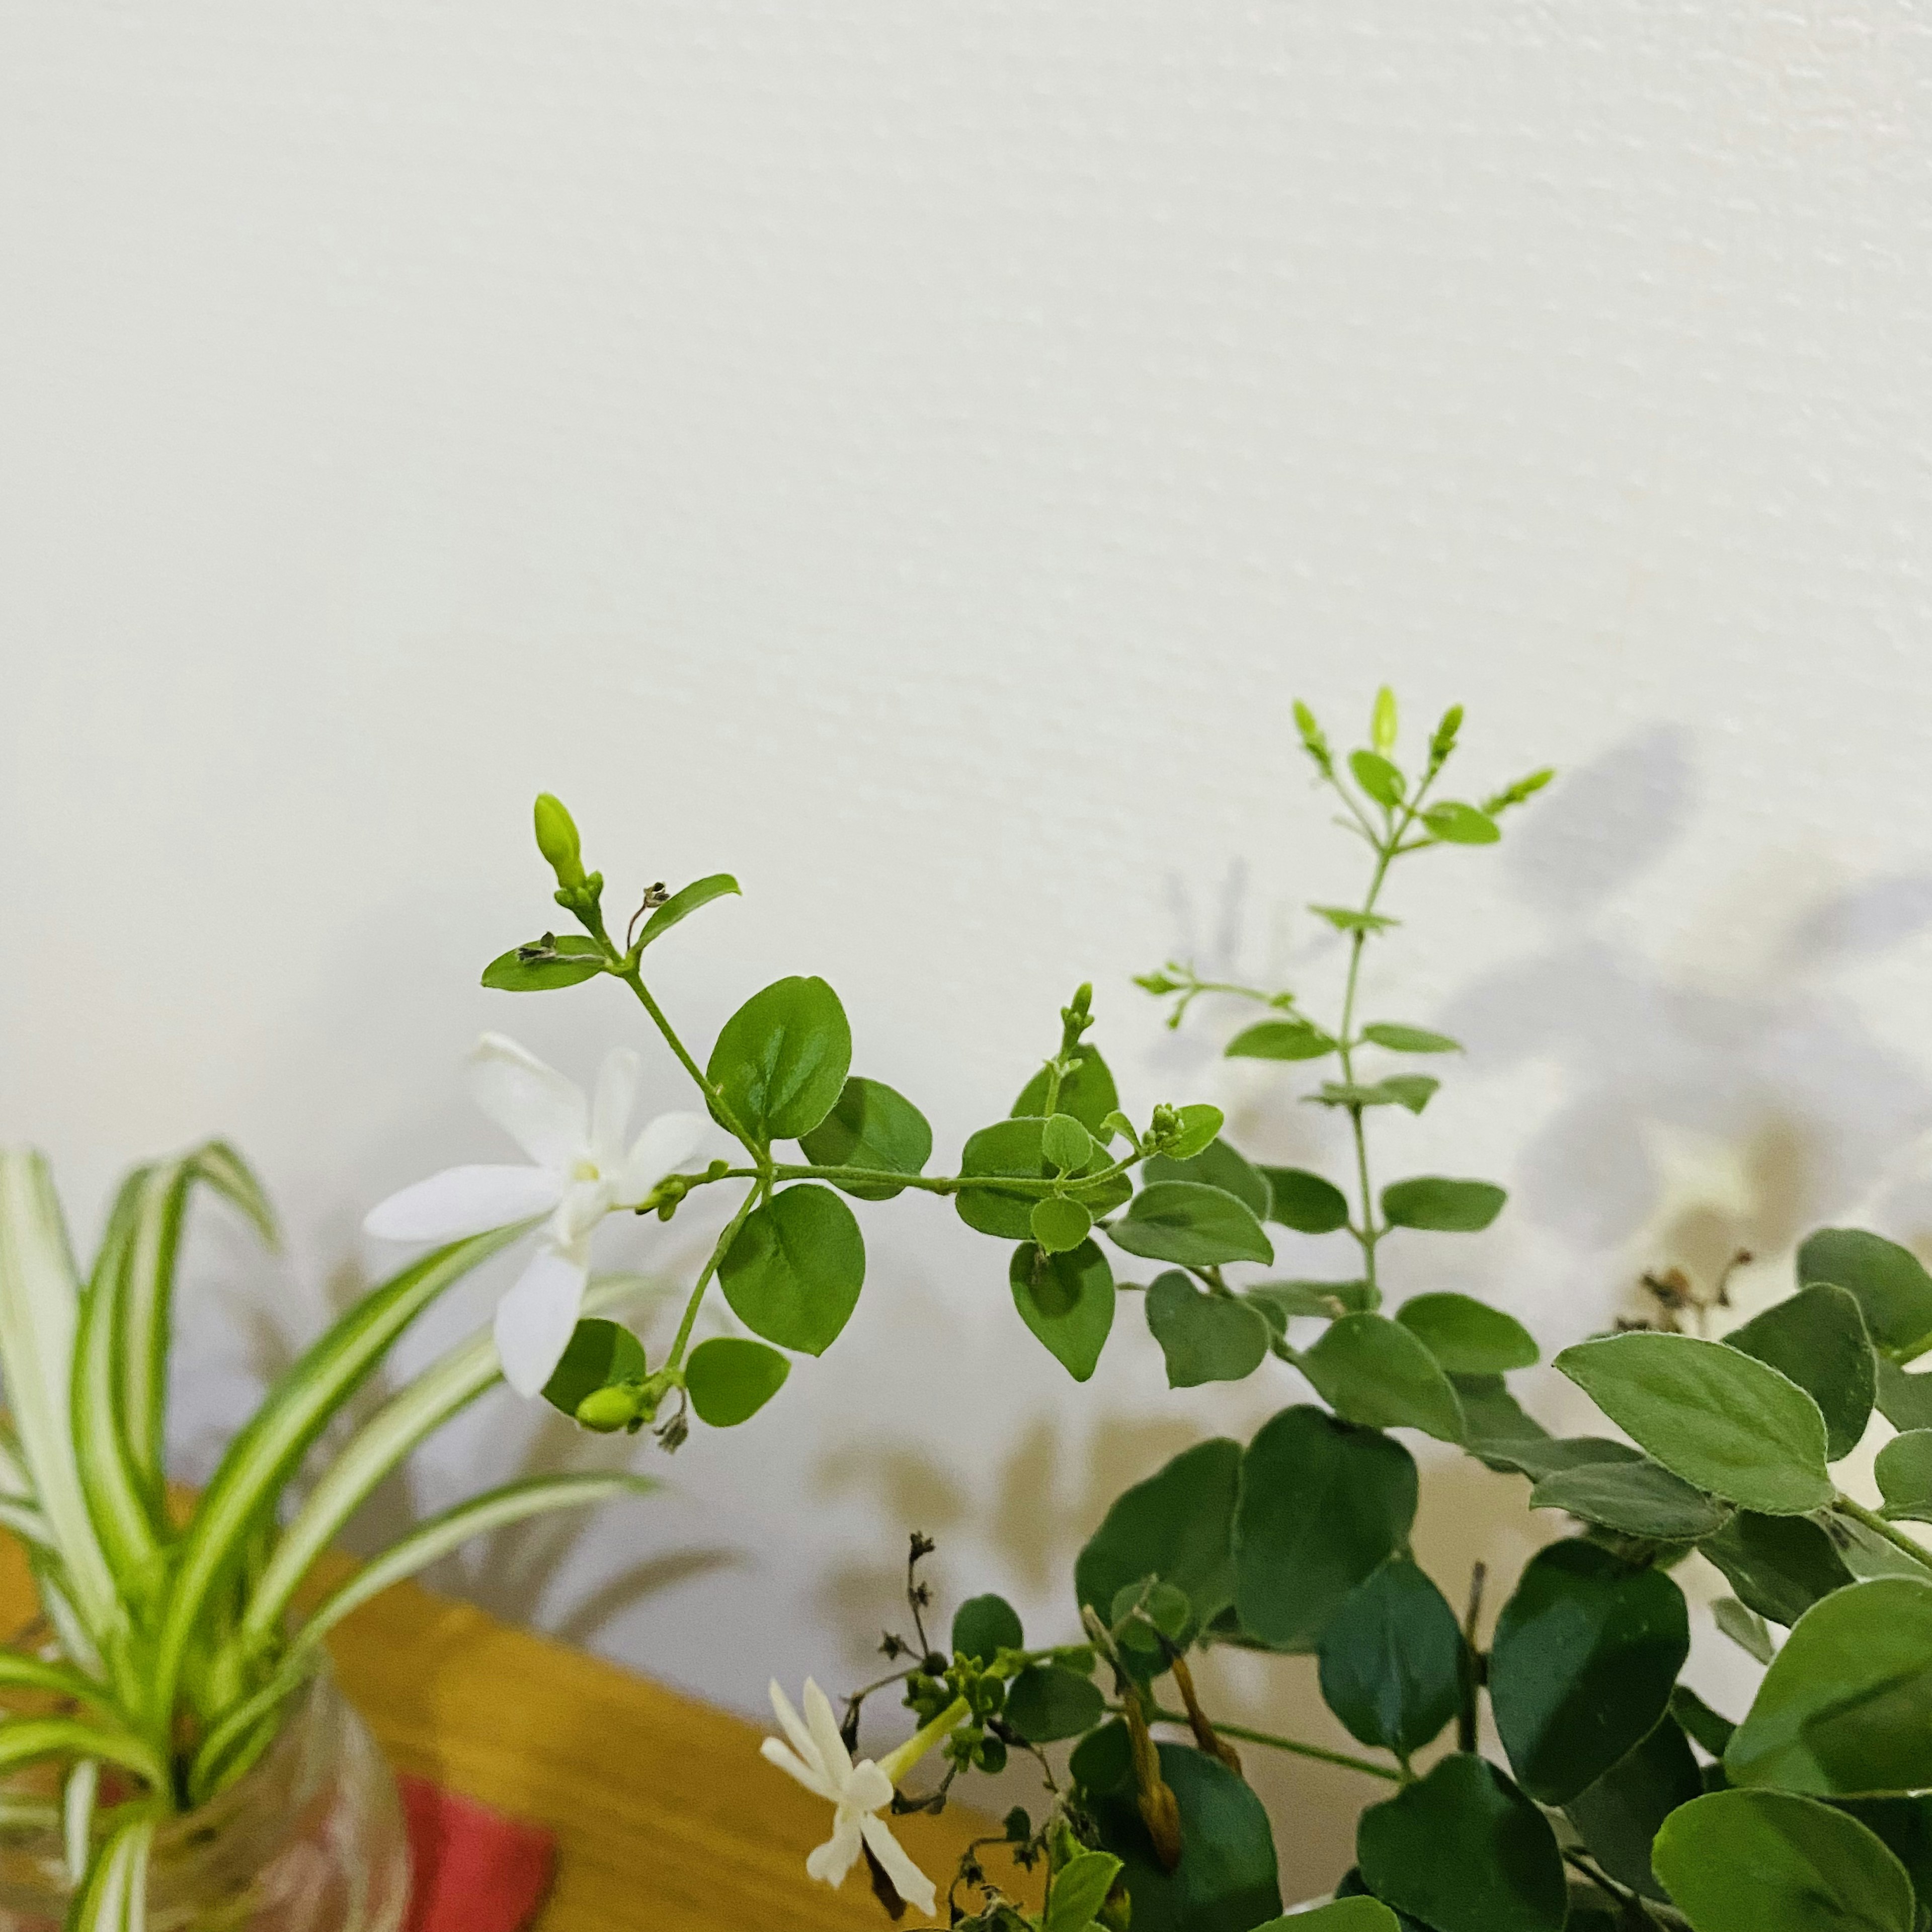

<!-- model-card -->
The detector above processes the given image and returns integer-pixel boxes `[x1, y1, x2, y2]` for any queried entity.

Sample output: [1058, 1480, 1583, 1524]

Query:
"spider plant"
[0, 1141, 654, 1929]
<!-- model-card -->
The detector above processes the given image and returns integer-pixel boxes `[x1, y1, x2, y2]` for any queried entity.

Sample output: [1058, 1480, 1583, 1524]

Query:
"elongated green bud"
[533, 793, 586, 887]
[1371, 685, 1398, 754]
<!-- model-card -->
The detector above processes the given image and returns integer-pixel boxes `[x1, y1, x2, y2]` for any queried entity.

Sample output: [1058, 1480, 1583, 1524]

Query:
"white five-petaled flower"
[364, 1033, 707, 1399]
[760, 1678, 941, 1918]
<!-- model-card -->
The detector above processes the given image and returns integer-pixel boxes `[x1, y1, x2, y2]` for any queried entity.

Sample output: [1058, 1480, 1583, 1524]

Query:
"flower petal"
[845, 1760, 893, 1812]
[768, 1679, 822, 1774]
[759, 1736, 837, 1804]
[804, 1811, 864, 1889]
[467, 1034, 588, 1170]
[363, 1165, 561, 1242]
[589, 1047, 641, 1170]
[617, 1110, 710, 1206]
[551, 1177, 615, 1247]
[493, 1243, 589, 1398]
[802, 1679, 853, 1789]
[859, 1813, 937, 1917]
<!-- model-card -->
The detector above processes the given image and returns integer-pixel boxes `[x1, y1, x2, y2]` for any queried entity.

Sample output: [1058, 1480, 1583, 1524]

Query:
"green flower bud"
[532, 793, 587, 887]
[575, 1383, 642, 1433]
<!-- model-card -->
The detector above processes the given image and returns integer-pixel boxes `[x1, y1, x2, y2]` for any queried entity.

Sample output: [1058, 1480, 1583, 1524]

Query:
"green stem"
[1130, 1704, 1400, 1782]
[1833, 1494, 1932, 1574]
[664, 1184, 763, 1371]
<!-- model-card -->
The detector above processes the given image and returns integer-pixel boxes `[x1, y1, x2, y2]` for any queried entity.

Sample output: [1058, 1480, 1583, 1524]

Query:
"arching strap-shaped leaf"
[147, 1223, 529, 1729]
[67, 1806, 158, 1932]
[0, 1651, 130, 1725]
[0, 1716, 164, 1790]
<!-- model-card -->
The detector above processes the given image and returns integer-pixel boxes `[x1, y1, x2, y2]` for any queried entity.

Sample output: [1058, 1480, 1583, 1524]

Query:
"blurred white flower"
[365, 1033, 705, 1397]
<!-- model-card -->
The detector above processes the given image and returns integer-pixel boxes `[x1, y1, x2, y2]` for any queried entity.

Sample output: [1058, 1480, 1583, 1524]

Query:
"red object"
[398, 1773, 557, 1932]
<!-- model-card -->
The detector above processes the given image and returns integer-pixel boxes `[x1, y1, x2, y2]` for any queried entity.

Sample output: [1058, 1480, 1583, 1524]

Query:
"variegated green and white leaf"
[0, 1717, 164, 1790]
[62, 1760, 97, 1885]
[65, 1805, 155, 1932]
[0, 1650, 128, 1722]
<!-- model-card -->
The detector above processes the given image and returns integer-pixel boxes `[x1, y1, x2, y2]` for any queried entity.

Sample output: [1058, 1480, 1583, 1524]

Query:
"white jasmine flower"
[365, 1033, 706, 1398]
[760, 1677, 943, 1918]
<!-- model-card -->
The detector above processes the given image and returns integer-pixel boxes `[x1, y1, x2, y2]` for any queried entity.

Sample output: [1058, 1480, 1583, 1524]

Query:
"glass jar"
[0, 1668, 409, 1932]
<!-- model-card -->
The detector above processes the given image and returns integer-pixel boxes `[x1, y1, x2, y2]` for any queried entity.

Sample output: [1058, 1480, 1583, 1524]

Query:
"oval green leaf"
[1226, 1018, 1340, 1062]
[1564, 1713, 1700, 1904]
[1530, 1458, 1733, 1540]
[1555, 1332, 1834, 1515]
[1031, 1194, 1094, 1255]
[1004, 1663, 1104, 1744]
[1360, 1023, 1462, 1054]
[636, 872, 741, 949]
[1701, 1510, 1854, 1628]
[1010, 1239, 1115, 1382]
[480, 933, 606, 992]
[541, 1318, 647, 1420]
[1799, 1228, 1932, 1361]
[1259, 1166, 1351, 1234]
[706, 976, 852, 1143]
[796, 1077, 932, 1200]
[1299, 1313, 1467, 1443]
[1727, 1282, 1876, 1463]
[1317, 1556, 1465, 1756]
[1109, 1181, 1274, 1268]
[1076, 1438, 1242, 1635]
[718, 1184, 865, 1355]
[1255, 1904, 1400, 1931]
[1877, 1430, 1932, 1523]
[1422, 801, 1501, 845]
[1380, 1177, 1506, 1234]
[1143, 1140, 1271, 1220]
[684, 1336, 790, 1427]
[951, 1593, 1022, 1667]
[1041, 1112, 1095, 1173]
[1350, 749, 1405, 808]
[1146, 1272, 1271, 1388]
[1395, 1293, 1538, 1374]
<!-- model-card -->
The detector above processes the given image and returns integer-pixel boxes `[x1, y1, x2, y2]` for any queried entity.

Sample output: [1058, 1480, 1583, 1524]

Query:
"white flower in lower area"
[364, 1033, 706, 1398]
[760, 1677, 942, 1918]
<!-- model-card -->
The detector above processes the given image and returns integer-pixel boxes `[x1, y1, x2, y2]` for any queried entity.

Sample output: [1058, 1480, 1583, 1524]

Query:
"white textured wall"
[5, 4, 1931, 1897]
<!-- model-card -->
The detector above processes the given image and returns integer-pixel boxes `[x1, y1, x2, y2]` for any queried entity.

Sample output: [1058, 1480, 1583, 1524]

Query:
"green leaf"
[797, 1077, 933, 1200]
[1564, 1713, 1701, 1904]
[1799, 1228, 1932, 1361]
[1482, 767, 1557, 815]
[1312, 906, 1401, 935]
[1159, 1103, 1226, 1162]
[1070, 1719, 1133, 1795]
[1395, 1293, 1537, 1374]
[1717, 1594, 1776, 1662]
[1701, 1511, 1854, 1627]
[1727, 1283, 1876, 1463]
[1835, 1797, 1932, 1908]
[1077, 1438, 1243, 1636]
[1043, 1849, 1123, 1932]
[1489, 1539, 1690, 1804]
[66, 1809, 155, 1932]
[1727, 1577, 1932, 1796]
[1143, 1140, 1271, 1221]
[1226, 1018, 1340, 1062]
[719, 1184, 866, 1355]
[1653, 1790, 1916, 1932]
[1317, 1557, 1465, 1756]
[541, 1318, 647, 1420]
[1010, 1240, 1115, 1382]
[1298, 1314, 1467, 1442]
[1145, 1272, 1271, 1388]
[1673, 1683, 1738, 1757]
[1031, 1195, 1095, 1255]
[1472, 1435, 1639, 1480]
[1350, 750, 1405, 808]
[1876, 1357, 1932, 1431]
[1556, 1332, 1835, 1515]
[1253, 1904, 1400, 1931]
[706, 976, 852, 1143]
[1091, 1743, 1281, 1932]
[1234, 1406, 1418, 1652]
[1421, 801, 1501, 845]
[480, 933, 607, 991]
[1005, 1665, 1104, 1743]
[1014, 1048, 1121, 1135]
[637, 872, 741, 949]
[1530, 1458, 1733, 1539]
[1110, 1182, 1274, 1269]
[1112, 1577, 1192, 1650]
[1334, 1870, 1429, 1929]
[1247, 1279, 1375, 1325]
[952, 1593, 1024, 1667]
[1877, 1430, 1932, 1522]
[1042, 1112, 1095, 1173]
[1356, 1755, 1567, 1932]
[1360, 1022, 1462, 1054]
[957, 1119, 1131, 1240]
[1380, 1178, 1506, 1234]
[1258, 1167, 1351, 1233]
[1453, 1372, 1552, 1447]
[1310, 1076, 1439, 1114]
[685, 1336, 790, 1426]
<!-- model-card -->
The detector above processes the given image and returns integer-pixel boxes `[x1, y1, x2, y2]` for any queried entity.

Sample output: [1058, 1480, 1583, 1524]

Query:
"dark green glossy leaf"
[796, 1077, 932, 1200]
[1005, 1664, 1104, 1743]
[1258, 1167, 1351, 1233]
[1531, 1458, 1733, 1539]
[684, 1336, 789, 1426]
[1653, 1790, 1915, 1932]
[1701, 1511, 1854, 1627]
[1014, 1048, 1120, 1135]
[1317, 1557, 1466, 1755]
[1299, 1313, 1467, 1443]
[718, 1184, 864, 1355]
[1489, 1539, 1690, 1804]
[1335, 1869, 1428, 1930]
[1360, 1022, 1462, 1054]
[1142, 1140, 1271, 1220]
[1876, 1430, 1932, 1523]
[1010, 1240, 1115, 1382]
[480, 933, 606, 992]
[1091, 1743, 1281, 1932]
[1031, 1194, 1094, 1255]
[1234, 1406, 1418, 1652]
[1396, 1293, 1537, 1374]
[1226, 1018, 1339, 1062]
[1109, 1181, 1274, 1268]
[1671, 1684, 1737, 1758]
[1799, 1228, 1932, 1361]
[1146, 1272, 1270, 1388]
[1556, 1332, 1834, 1515]
[1380, 1177, 1506, 1234]
[637, 872, 741, 948]
[1422, 801, 1501, 845]
[706, 976, 852, 1143]
[1247, 1279, 1376, 1326]
[951, 1593, 1023, 1666]
[1077, 1438, 1242, 1635]
[1310, 1076, 1439, 1114]
[1727, 1283, 1876, 1463]
[541, 1318, 646, 1420]
[1565, 1714, 1701, 1903]
[1356, 1755, 1567, 1932]
[1069, 1718, 1133, 1795]
[1876, 1357, 1932, 1431]
[1727, 1578, 1932, 1797]
[1836, 1796, 1932, 1907]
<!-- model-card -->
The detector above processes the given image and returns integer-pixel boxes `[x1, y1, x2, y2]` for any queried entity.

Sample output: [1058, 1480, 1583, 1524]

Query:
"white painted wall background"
[4, 3, 1931, 1898]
